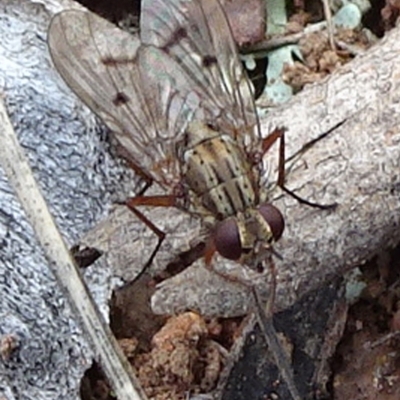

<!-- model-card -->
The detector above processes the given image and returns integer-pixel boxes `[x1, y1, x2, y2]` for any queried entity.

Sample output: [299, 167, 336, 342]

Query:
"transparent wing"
[48, 10, 200, 188]
[141, 0, 261, 149]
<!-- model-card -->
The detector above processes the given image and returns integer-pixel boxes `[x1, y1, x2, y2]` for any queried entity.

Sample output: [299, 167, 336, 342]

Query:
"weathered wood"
[151, 28, 400, 315]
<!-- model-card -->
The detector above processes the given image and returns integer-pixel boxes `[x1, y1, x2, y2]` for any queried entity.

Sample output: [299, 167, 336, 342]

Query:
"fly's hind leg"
[262, 127, 337, 210]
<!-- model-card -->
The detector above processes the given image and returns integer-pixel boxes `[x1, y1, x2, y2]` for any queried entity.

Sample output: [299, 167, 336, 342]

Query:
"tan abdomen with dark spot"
[183, 122, 258, 218]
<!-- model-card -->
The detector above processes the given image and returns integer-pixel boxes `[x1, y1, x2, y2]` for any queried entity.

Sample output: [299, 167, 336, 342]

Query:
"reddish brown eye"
[258, 203, 284, 241]
[214, 218, 242, 260]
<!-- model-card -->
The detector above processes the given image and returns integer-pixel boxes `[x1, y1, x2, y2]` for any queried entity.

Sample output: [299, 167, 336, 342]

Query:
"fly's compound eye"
[215, 205, 284, 261]
[258, 203, 285, 242]
[214, 218, 242, 260]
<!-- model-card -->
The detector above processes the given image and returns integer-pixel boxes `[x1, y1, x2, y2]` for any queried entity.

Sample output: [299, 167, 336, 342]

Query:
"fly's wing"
[141, 0, 261, 151]
[48, 10, 199, 188]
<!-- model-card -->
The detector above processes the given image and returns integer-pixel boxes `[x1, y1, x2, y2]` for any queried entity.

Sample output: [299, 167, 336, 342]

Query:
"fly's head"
[212, 204, 284, 270]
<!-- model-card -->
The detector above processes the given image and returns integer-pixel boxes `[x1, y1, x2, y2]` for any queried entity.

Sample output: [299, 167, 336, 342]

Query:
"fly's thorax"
[214, 205, 284, 266]
[182, 121, 259, 218]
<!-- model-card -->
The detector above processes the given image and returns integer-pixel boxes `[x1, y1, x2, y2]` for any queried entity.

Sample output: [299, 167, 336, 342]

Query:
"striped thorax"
[182, 121, 284, 267]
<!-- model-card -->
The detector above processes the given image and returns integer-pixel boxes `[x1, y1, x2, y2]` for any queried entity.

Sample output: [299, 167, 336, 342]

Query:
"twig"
[241, 21, 327, 56]
[321, 0, 336, 50]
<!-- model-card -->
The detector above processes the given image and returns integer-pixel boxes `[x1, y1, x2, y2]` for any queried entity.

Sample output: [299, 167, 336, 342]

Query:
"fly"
[48, 1, 335, 399]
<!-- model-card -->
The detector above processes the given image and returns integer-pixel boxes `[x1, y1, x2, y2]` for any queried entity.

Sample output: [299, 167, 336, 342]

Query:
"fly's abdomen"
[183, 122, 257, 218]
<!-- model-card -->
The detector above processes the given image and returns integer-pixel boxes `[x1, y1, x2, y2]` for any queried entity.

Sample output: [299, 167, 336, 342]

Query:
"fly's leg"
[70, 155, 157, 269]
[252, 287, 302, 400]
[71, 195, 169, 271]
[117, 146, 154, 195]
[124, 195, 176, 208]
[251, 261, 302, 400]
[202, 253, 302, 400]
[119, 145, 179, 273]
[262, 128, 337, 210]
[121, 195, 177, 276]
[110, 138, 179, 265]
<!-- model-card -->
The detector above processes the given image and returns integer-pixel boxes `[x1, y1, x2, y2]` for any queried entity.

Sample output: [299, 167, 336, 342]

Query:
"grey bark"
[1, 0, 400, 399]
[0, 1, 142, 399]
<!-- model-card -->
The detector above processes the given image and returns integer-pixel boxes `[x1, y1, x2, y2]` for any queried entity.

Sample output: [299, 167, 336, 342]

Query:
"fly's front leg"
[262, 128, 337, 210]
[203, 252, 302, 400]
